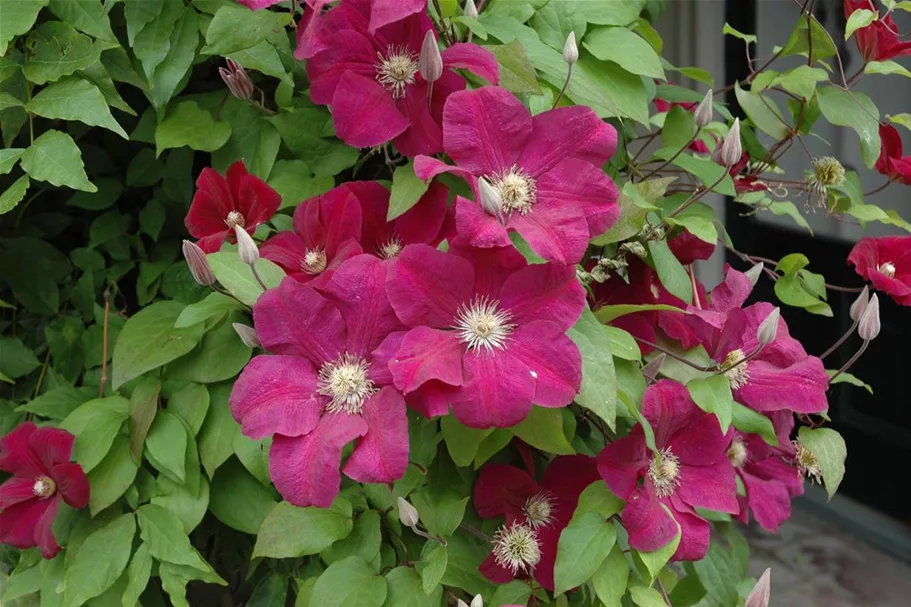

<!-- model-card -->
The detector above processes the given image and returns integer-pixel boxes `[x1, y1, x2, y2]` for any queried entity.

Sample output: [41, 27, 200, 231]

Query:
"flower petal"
[519, 106, 618, 176]
[500, 263, 585, 330]
[185, 168, 233, 239]
[623, 482, 679, 553]
[407, 380, 458, 419]
[667, 498, 710, 562]
[368, 0, 426, 32]
[709, 265, 755, 313]
[331, 71, 410, 148]
[535, 159, 619, 238]
[642, 380, 704, 448]
[392, 182, 449, 246]
[441, 43, 500, 85]
[386, 244, 474, 328]
[0, 478, 38, 510]
[0, 422, 44, 478]
[35, 495, 62, 559]
[226, 161, 281, 227]
[29, 426, 75, 470]
[0, 497, 45, 550]
[306, 30, 376, 104]
[452, 196, 513, 250]
[474, 463, 537, 519]
[368, 330, 405, 387]
[508, 198, 590, 265]
[506, 322, 581, 408]
[675, 461, 739, 513]
[52, 463, 89, 509]
[666, 409, 730, 467]
[413, 155, 470, 182]
[479, 551, 517, 584]
[448, 244, 526, 298]
[737, 357, 829, 414]
[534, 521, 563, 591]
[597, 428, 648, 500]
[344, 388, 409, 483]
[392, 84, 444, 157]
[451, 349, 535, 428]
[741, 469, 795, 533]
[540, 455, 600, 523]
[389, 327, 465, 392]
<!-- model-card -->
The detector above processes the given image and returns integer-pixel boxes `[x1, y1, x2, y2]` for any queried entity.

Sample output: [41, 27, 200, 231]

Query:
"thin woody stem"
[641, 128, 702, 181]
[250, 265, 269, 292]
[632, 336, 714, 372]
[829, 340, 868, 383]
[819, 319, 858, 361]
[552, 63, 573, 108]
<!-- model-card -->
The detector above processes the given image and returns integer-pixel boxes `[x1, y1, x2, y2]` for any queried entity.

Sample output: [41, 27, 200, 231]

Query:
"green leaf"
[687, 375, 733, 432]
[133, 0, 183, 78]
[60, 396, 129, 473]
[175, 293, 241, 329]
[145, 410, 188, 483]
[489, 39, 541, 94]
[692, 540, 741, 606]
[233, 433, 271, 485]
[633, 512, 680, 584]
[417, 545, 448, 595]
[311, 557, 387, 607]
[21, 129, 96, 192]
[827, 369, 873, 394]
[734, 82, 790, 139]
[203, 4, 287, 56]
[573, 481, 624, 521]
[63, 513, 136, 607]
[630, 585, 667, 607]
[136, 504, 214, 571]
[228, 40, 292, 87]
[124, 0, 162, 46]
[768, 201, 812, 232]
[411, 488, 469, 538]
[774, 275, 832, 316]
[657, 151, 735, 196]
[198, 383, 240, 478]
[0, 0, 48, 56]
[844, 8, 877, 40]
[212, 100, 281, 179]
[592, 546, 630, 607]
[121, 543, 152, 607]
[775, 65, 828, 100]
[0, 148, 24, 174]
[16, 384, 92, 420]
[731, 402, 778, 446]
[269, 109, 359, 176]
[661, 106, 697, 151]
[48, 0, 117, 43]
[155, 101, 232, 156]
[167, 315, 252, 383]
[209, 457, 276, 534]
[112, 301, 205, 388]
[389, 162, 429, 220]
[207, 251, 285, 306]
[383, 567, 442, 607]
[0, 92, 23, 111]
[148, 11, 199, 112]
[864, 59, 911, 79]
[0, 337, 39, 380]
[23, 21, 101, 85]
[268, 159, 335, 209]
[594, 303, 683, 324]
[510, 406, 574, 454]
[722, 22, 757, 44]
[0, 175, 29, 215]
[159, 561, 227, 607]
[779, 17, 837, 64]
[817, 86, 880, 167]
[440, 415, 492, 466]
[553, 512, 617, 595]
[87, 436, 139, 516]
[584, 26, 665, 79]
[128, 376, 160, 462]
[890, 112, 911, 131]
[151, 423, 208, 533]
[253, 500, 354, 558]
[648, 239, 692, 303]
[798, 426, 846, 499]
[454, 15, 488, 39]
[568, 308, 618, 430]
[321, 510, 382, 565]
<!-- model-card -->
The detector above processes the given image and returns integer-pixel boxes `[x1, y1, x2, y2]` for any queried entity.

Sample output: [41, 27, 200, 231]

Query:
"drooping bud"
[858, 293, 880, 341]
[234, 225, 259, 266]
[849, 286, 870, 322]
[642, 354, 665, 383]
[464, 0, 479, 19]
[694, 89, 714, 128]
[397, 497, 420, 529]
[745, 568, 771, 607]
[232, 323, 261, 348]
[720, 118, 742, 167]
[477, 177, 503, 217]
[563, 32, 578, 65]
[744, 262, 764, 287]
[182, 240, 216, 286]
[470, 595, 483, 607]
[219, 58, 254, 102]
[419, 31, 443, 83]
[756, 307, 780, 346]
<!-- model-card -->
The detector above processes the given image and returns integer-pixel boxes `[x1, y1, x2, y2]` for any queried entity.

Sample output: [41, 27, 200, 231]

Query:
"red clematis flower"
[598, 380, 738, 561]
[0, 423, 90, 559]
[848, 235, 911, 306]
[354, 181, 449, 261]
[474, 455, 600, 591]
[874, 124, 911, 185]
[185, 161, 282, 253]
[844, 0, 911, 63]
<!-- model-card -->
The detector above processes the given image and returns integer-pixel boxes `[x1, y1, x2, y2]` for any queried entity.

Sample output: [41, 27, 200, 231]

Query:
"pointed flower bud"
[234, 225, 259, 266]
[858, 293, 880, 341]
[642, 353, 666, 382]
[477, 177, 503, 217]
[457, 601, 469, 607]
[849, 286, 870, 322]
[721, 118, 742, 167]
[233, 323, 261, 348]
[470, 595, 483, 607]
[182, 240, 216, 286]
[694, 89, 714, 128]
[397, 497, 420, 529]
[464, 0, 479, 20]
[745, 568, 771, 607]
[756, 307, 780, 346]
[219, 58, 254, 102]
[563, 32, 578, 65]
[744, 262, 764, 287]
[419, 31, 443, 83]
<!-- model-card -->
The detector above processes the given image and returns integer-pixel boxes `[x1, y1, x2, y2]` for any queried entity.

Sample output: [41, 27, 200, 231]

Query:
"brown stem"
[863, 180, 892, 197]
[819, 319, 858, 361]
[631, 336, 714, 372]
[829, 340, 868, 383]
[552, 63, 573, 109]
[459, 522, 492, 543]
[657, 577, 674, 606]
[641, 128, 702, 181]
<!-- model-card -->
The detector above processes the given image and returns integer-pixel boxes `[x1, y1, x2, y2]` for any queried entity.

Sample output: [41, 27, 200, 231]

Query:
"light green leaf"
[511, 406, 574, 454]
[23, 21, 101, 85]
[722, 22, 757, 43]
[656, 150, 735, 196]
[87, 436, 139, 516]
[844, 8, 877, 40]
[169, 383, 210, 436]
[28, 76, 127, 137]
[817, 86, 880, 167]
[155, 101, 231, 156]
[145, 410, 188, 483]
[767, 201, 812, 232]
[648, 239, 692, 303]
[253, 500, 354, 559]
[568, 308, 618, 430]
[310, 557, 387, 607]
[203, 4, 287, 56]
[775, 65, 828, 100]
[60, 396, 129, 473]
[0, 0, 48, 56]
[136, 504, 214, 571]
[159, 562, 227, 607]
[573, 481, 625, 522]
[827, 369, 873, 394]
[228, 40, 292, 86]
[48, 0, 117, 42]
[233, 434, 271, 486]
[692, 540, 742, 606]
[209, 457, 276, 534]
[133, 0, 183, 78]
[0, 92, 23, 111]
[0, 175, 29, 215]
[21, 129, 96, 192]
[441, 415, 492, 467]
[269, 159, 335, 209]
[592, 546, 629, 607]
[594, 303, 684, 324]
[198, 383, 240, 478]
[269, 109, 359, 176]
[62, 513, 135, 607]
[890, 112, 911, 131]
[731, 402, 778, 446]
[148, 11, 199, 112]
[382, 567, 442, 607]
[411, 488, 469, 538]
[417, 545, 448, 595]
[321, 509, 382, 565]
[454, 15, 488, 40]
[687, 375, 733, 432]
[389, 162, 429, 220]
[584, 26, 665, 79]
[0, 148, 25, 175]
[206, 251, 285, 306]
[661, 105, 697, 150]
[553, 512, 617, 595]
[630, 585, 667, 607]
[167, 315, 252, 384]
[124, 0, 162, 46]
[865, 59, 911, 79]
[735, 82, 790, 139]
[121, 543, 152, 607]
[798, 426, 846, 499]
[779, 17, 837, 64]
[175, 292, 241, 328]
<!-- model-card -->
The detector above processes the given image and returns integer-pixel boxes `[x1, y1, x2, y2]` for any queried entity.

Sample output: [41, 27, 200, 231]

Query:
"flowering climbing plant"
[1, 0, 910, 606]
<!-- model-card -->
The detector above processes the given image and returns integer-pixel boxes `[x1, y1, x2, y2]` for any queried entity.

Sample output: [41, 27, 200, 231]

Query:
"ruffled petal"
[708, 265, 755, 313]
[331, 71, 410, 148]
[389, 327, 465, 393]
[227, 161, 281, 226]
[306, 30, 376, 104]
[506, 322, 581, 408]
[344, 388, 409, 483]
[406, 380, 458, 419]
[667, 498, 710, 561]
[596, 427, 648, 500]
[642, 380, 704, 449]
[451, 349, 535, 429]
[741, 469, 795, 533]
[52, 463, 89, 509]
[473, 464, 537, 519]
[413, 155, 471, 182]
[368, 331, 405, 387]
[441, 43, 500, 84]
[185, 168, 233, 239]
[518, 106, 618, 176]
[500, 263, 585, 330]
[368, 0, 426, 32]
[386, 244, 474, 328]
[623, 482, 679, 553]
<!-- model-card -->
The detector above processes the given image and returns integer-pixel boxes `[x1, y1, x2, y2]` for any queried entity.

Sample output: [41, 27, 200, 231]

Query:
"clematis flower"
[848, 235, 911, 306]
[305, 0, 499, 155]
[874, 124, 911, 185]
[230, 255, 408, 507]
[0, 423, 90, 559]
[474, 455, 600, 591]
[844, 0, 911, 63]
[386, 244, 585, 428]
[597, 380, 738, 561]
[185, 160, 282, 253]
[686, 266, 829, 414]
[260, 184, 364, 287]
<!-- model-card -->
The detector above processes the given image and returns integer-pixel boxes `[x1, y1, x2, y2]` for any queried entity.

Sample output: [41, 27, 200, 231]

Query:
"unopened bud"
[397, 497, 420, 529]
[720, 118, 742, 167]
[419, 31, 443, 83]
[470, 595, 483, 607]
[477, 177, 503, 217]
[464, 0, 479, 19]
[620, 241, 647, 259]
[234, 225, 259, 266]
[232, 323, 261, 348]
[694, 89, 714, 128]
[182, 240, 216, 286]
[858, 293, 880, 341]
[219, 58, 254, 102]
[849, 285, 870, 322]
[745, 568, 771, 607]
[756, 307, 780, 346]
[457, 601, 469, 607]
[744, 262, 764, 287]
[642, 353, 665, 382]
[563, 32, 578, 65]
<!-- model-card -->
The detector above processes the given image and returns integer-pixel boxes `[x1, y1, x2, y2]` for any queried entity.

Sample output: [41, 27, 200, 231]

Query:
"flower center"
[523, 490, 555, 529]
[648, 449, 681, 498]
[225, 210, 245, 229]
[811, 156, 846, 187]
[32, 475, 56, 499]
[379, 237, 403, 260]
[317, 353, 376, 414]
[878, 261, 896, 279]
[793, 440, 823, 484]
[301, 248, 327, 274]
[489, 166, 537, 215]
[375, 45, 419, 99]
[721, 349, 750, 390]
[492, 523, 541, 575]
[453, 296, 515, 352]
[727, 439, 748, 468]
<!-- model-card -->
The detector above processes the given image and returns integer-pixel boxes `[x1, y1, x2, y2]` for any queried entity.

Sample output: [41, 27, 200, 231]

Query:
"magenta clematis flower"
[305, 0, 498, 155]
[385, 244, 585, 428]
[849, 236, 911, 306]
[598, 380, 738, 561]
[474, 455, 600, 591]
[414, 87, 619, 265]
[230, 255, 408, 507]
[686, 266, 830, 414]
[354, 180, 449, 260]
[260, 184, 364, 287]
[185, 160, 282, 253]
[0, 423, 90, 559]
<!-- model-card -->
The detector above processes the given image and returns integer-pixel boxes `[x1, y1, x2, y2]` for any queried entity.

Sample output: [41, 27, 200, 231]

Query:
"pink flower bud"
[694, 89, 713, 128]
[563, 32, 578, 65]
[721, 118, 742, 167]
[397, 497, 420, 528]
[419, 31, 443, 83]
[219, 59, 254, 102]
[858, 293, 880, 341]
[477, 177, 503, 217]
[849, 285, 869, 322]
[234, 225, 259, 266]
[745, 568, 771, 607]
[232, 323, 261, 348]
[182, 240, 216, 286]
[756, 307, 780, 346]
[464, 0, 479, 19]
[744, 262, 764, 287]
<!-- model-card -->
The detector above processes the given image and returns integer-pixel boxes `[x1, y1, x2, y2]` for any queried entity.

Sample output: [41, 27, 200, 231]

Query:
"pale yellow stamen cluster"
[489, 166, 537, 215]
[32, 475, 56, 498]
[878, 261, 896, 279]
[454, 296, 515, 352]
[492, 523, 541, 575]
[721, 349, 750, 390]
[318, 353, 376, 414]
[375, 45, 419, 99]
[523, 491, 555, 529]
[727, 439, 748, 469]
[648, 449, 681, 498]
[225, 210, 245, 229]
[301, 248, 328, 274]
[379, 237, 403, 260]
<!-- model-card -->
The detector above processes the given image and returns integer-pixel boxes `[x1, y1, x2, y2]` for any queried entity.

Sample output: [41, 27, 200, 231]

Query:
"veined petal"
[389, 327, 465, 392]
[52, 463, 90, 509]
[474, 464, 537, 519]
[306, 29, 376, 104]
[535, 159, 619, 238]
[451, 349, 535, 429]
[597, 428, 648, 500]
[500, 263, 585, 331]
[675, 461, 739, 514]
[506, 322, 581, 408]
[386, 244, 474, 328]
[518, 106, 618, 176]
[331, 71, 410, 148]
[452, 196, 512, 250]
[623, 482, 679, 553]
[737, 357, 829, 414]
[508, 198, 590, 265]
[344, 387, 409, 483]
[441, 43, 500, 85]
